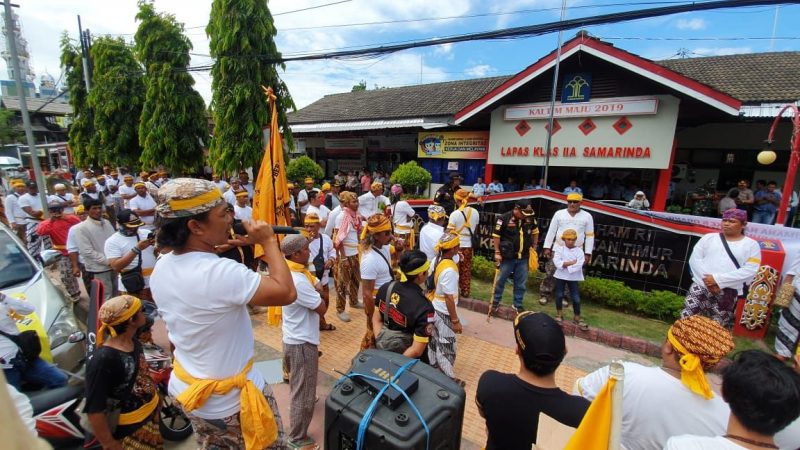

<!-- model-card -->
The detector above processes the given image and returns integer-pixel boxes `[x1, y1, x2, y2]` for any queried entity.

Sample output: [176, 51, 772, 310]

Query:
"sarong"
[120, 410, 164, 450]
[776, 292, 800, 358]
[334, 254, 360, 313]
[428, 310, 457, 379]
[681, 282, 738, 328]
[56, 254, 81, 300]
[457, 247, 473, 298]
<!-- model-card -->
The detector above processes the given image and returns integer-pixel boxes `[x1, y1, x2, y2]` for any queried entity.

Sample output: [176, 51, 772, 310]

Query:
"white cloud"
[675, 18, 707, 30]
[464, 64, 495, 77]
[691, 47, 753, 57]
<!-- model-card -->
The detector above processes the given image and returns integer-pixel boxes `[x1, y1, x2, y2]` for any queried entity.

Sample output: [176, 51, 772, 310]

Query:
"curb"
[459, 297, 662, 359]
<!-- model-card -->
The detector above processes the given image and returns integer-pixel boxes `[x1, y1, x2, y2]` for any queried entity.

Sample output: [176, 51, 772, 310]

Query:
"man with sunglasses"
[539, 193, 595, 306]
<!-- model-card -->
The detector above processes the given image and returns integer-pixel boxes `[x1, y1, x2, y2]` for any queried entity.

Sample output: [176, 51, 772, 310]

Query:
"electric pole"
[3, 0, 47, 216]
[77, 15, 91, 91]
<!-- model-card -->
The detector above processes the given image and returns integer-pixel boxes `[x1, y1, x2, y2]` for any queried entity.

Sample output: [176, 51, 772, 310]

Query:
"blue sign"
[561, 73, 592, 103]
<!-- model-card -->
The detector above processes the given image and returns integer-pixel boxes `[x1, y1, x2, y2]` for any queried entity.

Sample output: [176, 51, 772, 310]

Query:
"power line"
[182, 0, 353, 30]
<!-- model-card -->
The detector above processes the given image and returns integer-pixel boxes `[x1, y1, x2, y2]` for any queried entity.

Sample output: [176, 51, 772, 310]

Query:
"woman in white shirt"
[389, 184, 416, 250]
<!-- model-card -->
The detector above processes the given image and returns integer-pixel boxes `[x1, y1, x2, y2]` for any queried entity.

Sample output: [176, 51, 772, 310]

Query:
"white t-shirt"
[543, 208, 595, 254]
[234, 204, 253, 222]
[419, 222, 444, 262]
[150, 251, 264, 419]
[664, 435, 746, 450]
[223, 189, 238, 206]
[66, 224, 83, 264]
[307, 233, 334, 284]
[776, 416, 800, 450]
[391, 201, 415, 229]
[4, 193, 25, 225]
[306, 204, 330, 224]
[576, 362, 729, 450]
[297, 188, 319, 214]
[48, 193, 75, 214]
[103, 230, 157, 288]
[17, 193, 43, 225]
[360, 246, 393, 291]
[688, 233, 761, 295]
[334, 211, 360, 257]
[212, 180, 229, 193]
[447, 207, 479, 248]
[553, 245, 585, 281]
[283, 271, 322, 346]
[325, 206, 341, 238]
[106, 177, 120, 188]
[432, 263, 458, 314]
[358, 192, 390, 219]
[128, 194, 157, 226]
[118, 184, 136, 208]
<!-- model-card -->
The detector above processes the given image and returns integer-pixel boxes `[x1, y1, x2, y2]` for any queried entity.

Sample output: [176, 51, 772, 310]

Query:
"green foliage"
[351, 80, 366, 92]
[134, 1, 207, 174]
[389, 161, 431, 193]
[207, 0, 295, 173]
[471, 255, 496, 282]
[88, 36, 144, 167]
[0, 107, 20, 146]
[286, 155, 323, 183]
[59, 32, 95, 167]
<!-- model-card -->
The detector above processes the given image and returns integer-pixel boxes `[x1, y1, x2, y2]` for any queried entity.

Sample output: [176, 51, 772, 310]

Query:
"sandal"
[555, 316, 563, 323]
[288, 438, 319, 450]
[574, 319, 589, 331]
[320, 323, 336, 331]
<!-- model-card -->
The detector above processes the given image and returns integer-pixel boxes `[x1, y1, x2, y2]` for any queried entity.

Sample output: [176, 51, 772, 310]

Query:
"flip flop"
[575, 319, 589, 331]
[320, 323, 336, 331]
[288, 438, 319, 450]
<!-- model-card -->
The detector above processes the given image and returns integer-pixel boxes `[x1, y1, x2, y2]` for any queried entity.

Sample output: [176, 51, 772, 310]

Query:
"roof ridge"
[321, 75, 512, 98]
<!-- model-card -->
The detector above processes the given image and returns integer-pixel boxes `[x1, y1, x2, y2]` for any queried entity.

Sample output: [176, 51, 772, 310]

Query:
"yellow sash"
[173, 358, 277, 450]
[428, 259, 459, 301]
[394, 224, 416, 249]
[118, 391, 159, 425]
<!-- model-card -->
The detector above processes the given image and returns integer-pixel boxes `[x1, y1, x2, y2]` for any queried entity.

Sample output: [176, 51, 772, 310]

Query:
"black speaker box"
[325, 349, 466, 450]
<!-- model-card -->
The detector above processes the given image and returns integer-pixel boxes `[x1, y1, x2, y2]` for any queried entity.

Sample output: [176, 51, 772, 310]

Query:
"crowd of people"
[2, 163, 800, 450]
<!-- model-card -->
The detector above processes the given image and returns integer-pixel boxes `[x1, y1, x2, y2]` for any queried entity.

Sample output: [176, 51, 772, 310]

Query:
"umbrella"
[0, 156, 22, 166]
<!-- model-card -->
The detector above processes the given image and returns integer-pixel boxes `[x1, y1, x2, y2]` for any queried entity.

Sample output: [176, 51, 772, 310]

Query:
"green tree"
[134, 1, 207, 174]
[351, 80, 366, 92]
[286, 155, 324, 183]
[59, 32, 95, 167]
[390, 161, 431, 194]
[0, 107, 20, 146]
[206, 0, 295, 173]
[88, 36, 144, 167]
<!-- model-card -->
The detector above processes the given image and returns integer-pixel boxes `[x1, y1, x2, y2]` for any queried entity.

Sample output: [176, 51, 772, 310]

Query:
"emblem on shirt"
[425, 324, 434, 336]
[426, 312, 435, 323]
[390, 292, 400, 306]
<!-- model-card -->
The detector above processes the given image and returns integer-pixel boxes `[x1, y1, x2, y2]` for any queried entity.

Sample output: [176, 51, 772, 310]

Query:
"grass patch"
[468, 277, 775, 353]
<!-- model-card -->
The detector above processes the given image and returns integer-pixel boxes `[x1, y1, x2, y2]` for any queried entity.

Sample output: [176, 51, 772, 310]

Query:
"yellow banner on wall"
[417, 131, 489, 159]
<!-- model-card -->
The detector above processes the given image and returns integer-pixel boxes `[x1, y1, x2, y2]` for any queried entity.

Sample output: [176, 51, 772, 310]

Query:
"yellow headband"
[235, 191, 249, 198]
[360, 219, 392, 240]
[399, 260, 431, 282]
[134, 182, 146, 188]
[304, 213, 320, 224]
[667, 327, 714, 399]
[321, 182, 331, 191]
[371, 181, 383, 190]
[434, 234, 461, 253]
[304, 177, 314, 184]
[567, 193, 583, 201]
[561, 229, 578, 240]
[168, 189, 222, 212]
[11, 180, 25, 188]
[97, 296, 142, 346]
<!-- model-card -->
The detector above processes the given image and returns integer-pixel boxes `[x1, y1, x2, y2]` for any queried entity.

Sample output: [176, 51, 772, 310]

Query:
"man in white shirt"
[420, 205, 447, 262]
[487, 178, 504, 195]
[682, 208, 761, 328]
[48, 183, 76, 214]
[281, 234, 326, 450]
[211, 174, 229, 193]
[105, 170, 120, 188]
[238, 170, 254, 200]
[576, 315, 735, 450]
[358, 181, 391, 220]
[324, 204, 341, 238]
[296, 177, 317, 218]
[4, 180, 28, 241]
[428, 232, 462, 381]
[17, 181, 45, 254]
[472, 177, 486, 196]
[389, 184, 416, 251]
[563, 180, 583, 195]
[540, 193, 594, 306]
[118, 175, 137, 208]
[332, 191, 362, 322]
[305, 213, 335, 331]
[665, 350, 800, 450]
[104, 210, 157, 300]
[304, 191, 329, 228]
[233, 191, 253, 222]
[359, 214, 396, 350]
[128, 182, 157, 229]
[447, 189, 479, 298]
[224, 177, 245, 206]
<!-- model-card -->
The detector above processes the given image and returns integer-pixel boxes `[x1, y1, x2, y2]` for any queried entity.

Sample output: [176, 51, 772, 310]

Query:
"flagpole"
[542, 0, 568, 188]
[608, 361, 625, 450]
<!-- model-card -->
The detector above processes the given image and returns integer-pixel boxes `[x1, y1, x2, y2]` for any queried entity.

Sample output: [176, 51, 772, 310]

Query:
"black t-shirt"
[218, 221, 255, 268]
[492, 211, 539, 260]
[476, 370, 589, 450]
[375, 281, 435, 343]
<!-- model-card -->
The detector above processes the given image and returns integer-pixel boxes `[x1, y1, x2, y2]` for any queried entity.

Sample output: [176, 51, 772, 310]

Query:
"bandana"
[304, 212, 320, 224]
[561, 229, 578, 240]
[139, 171, 150, 178]
[667, 315, 734, 399]
[722, 208, 747, 223]
[235, 191, 249, 198]
[287, 182, 295, 189]
[156, 178, 225, 219]
[399, 259, 430, 282]
[75, 205, 85, 215]
[321, 182, 331, 192]
[123, 175, 134, 181]
[567, 193, 583, 202]
[371, 181, 383, 191]
[361, 214, 392, 240]
[304, 177, 314, 184]
[82, 179, 94, 186]
[428, 205, 447, 221]
[391, 184, 403, 195]
[97, 295, 142, 346]
[455, 189, 471, 210]
[134, 182, 146, 189]
[339, 191, 357, 203]
[434, 232, 460, 253]
[11, 179, 25, 188]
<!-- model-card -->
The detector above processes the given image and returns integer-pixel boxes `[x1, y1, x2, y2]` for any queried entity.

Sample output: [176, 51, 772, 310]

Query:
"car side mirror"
[38, 249, 62, 267]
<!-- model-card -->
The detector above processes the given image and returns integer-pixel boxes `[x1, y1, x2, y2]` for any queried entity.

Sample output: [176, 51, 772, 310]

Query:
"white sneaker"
[538, 297, 548, 305]
[337, 311, 351, 322]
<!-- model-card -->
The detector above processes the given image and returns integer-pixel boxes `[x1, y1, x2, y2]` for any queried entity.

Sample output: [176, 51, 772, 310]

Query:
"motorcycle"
[29, 280, 192, 448]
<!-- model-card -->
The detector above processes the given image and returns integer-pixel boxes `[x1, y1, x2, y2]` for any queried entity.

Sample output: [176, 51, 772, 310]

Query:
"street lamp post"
[763, 104, 800, 226]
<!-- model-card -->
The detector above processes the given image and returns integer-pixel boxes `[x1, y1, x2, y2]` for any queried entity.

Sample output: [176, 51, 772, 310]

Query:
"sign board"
[561, 73, 592, 103]
[325, 138, 364, 151]
[505, 96, 659, 120]
[489, 95, 678, 169]
[447, 161, 459, 171]
[417, 131, 489, 160]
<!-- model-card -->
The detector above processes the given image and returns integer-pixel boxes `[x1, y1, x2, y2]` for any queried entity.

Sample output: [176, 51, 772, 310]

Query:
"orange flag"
[564, 377, 617, 450]
[253, 86, 292, 326]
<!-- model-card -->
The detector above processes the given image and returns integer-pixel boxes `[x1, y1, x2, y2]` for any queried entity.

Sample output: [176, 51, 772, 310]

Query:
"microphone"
[272, 226, 300, 234]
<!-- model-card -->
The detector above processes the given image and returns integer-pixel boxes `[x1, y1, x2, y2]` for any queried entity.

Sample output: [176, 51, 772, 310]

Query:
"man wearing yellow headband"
[211, 173, 229, 193]
[84, 295, 162, 450]
[372, 250, 435, 359]
[420, 205, 447, 261]
[305, 190, 330, 228]
[358, 180, 391, 220]
[119, 174, 137, 208]
[234, 190, 253, 221]
[389, 184, 415, 252]
[359, 214, 397, 350]
[540, 192, 594, 306]
[296, 177, 317, 219]
[429, 232, 463, 383]
[106, 170, 120, 188]
[490, 200, 539, 316]
[447, 189, 479, 298]
[576, 315, 734, 450]
[305, 212, 335, 331]
[129, 182, 157, 228]
[4, 179, 29, 241]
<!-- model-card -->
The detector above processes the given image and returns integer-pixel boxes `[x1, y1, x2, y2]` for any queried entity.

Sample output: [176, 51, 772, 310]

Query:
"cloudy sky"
[8, 0, 800, 109]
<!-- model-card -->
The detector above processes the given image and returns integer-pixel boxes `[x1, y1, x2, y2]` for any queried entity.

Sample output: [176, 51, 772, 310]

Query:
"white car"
[0, 224, 85, 372]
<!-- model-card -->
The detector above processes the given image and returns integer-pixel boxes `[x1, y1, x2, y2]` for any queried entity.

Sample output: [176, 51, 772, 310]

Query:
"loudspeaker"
[325, 349, 466, 450]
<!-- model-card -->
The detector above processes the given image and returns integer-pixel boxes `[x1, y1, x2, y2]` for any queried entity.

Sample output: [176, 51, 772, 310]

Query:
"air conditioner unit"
[671, 163, 688, 180]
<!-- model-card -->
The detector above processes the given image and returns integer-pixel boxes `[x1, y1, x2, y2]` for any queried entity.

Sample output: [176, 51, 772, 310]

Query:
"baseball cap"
[116, 209, 144, 228]
[513, 312, 566, 366]
[515, 200, 535, 217]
